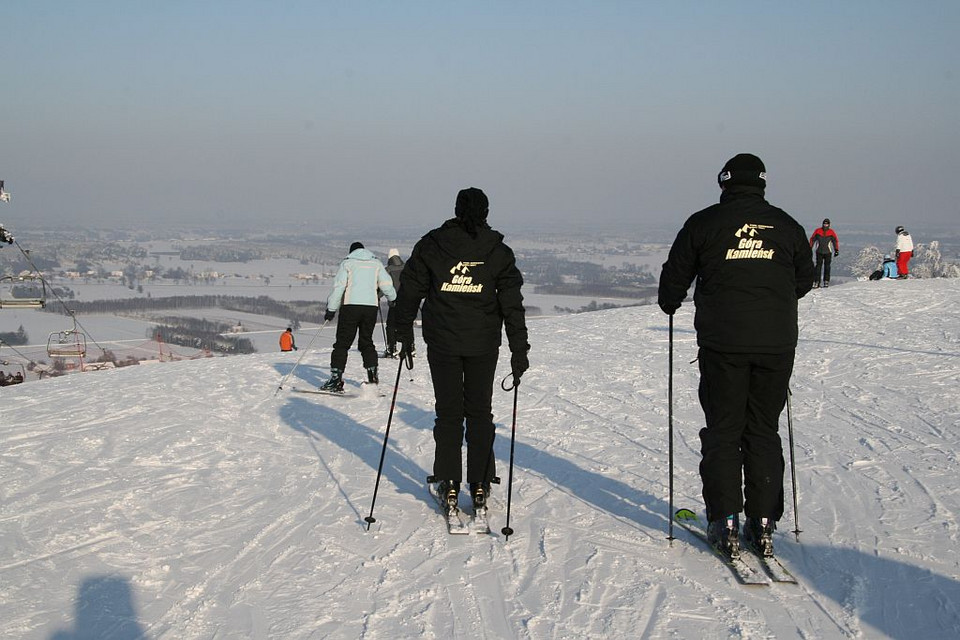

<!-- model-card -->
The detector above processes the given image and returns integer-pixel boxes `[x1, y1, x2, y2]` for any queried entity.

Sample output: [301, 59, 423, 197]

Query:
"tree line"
[44, 295, 329, 324]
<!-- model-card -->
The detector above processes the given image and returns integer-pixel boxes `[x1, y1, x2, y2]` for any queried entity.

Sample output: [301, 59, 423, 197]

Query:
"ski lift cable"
[9, 235, 109, 356]
[0, 337, 37, 365]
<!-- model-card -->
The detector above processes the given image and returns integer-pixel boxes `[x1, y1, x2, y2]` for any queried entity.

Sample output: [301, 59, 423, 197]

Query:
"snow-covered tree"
[851, 246, 884, 279]
[912, 241, 960, 279]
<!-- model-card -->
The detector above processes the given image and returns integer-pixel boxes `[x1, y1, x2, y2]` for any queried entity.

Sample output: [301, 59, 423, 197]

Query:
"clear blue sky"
[2, 1, 957, 232]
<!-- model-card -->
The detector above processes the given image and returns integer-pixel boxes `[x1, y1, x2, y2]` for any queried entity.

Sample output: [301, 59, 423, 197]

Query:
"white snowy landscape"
[1, 278, 958, 639]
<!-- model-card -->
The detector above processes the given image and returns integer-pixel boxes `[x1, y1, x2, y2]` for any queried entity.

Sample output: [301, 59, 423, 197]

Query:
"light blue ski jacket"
[881, 259, 898, 279]
[327, 249, 397, 311]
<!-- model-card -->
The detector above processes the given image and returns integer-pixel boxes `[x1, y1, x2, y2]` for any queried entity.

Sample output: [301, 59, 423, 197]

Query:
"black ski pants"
[697, 347, 794, 523]
[331, 305, 378, 372]
[427, 347, 499, 484]
[814, 252, 832, 285]
[385, 303, 398, 350]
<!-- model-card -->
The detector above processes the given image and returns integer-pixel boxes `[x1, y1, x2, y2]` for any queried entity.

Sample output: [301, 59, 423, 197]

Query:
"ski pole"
[500, 373, 520, 541]
[786, 386, 802, 541]
[668, 314, 675, 542]
[378, 302, 388, 350]
[364, 353, 413, 530]
[274, 319, 329, 395]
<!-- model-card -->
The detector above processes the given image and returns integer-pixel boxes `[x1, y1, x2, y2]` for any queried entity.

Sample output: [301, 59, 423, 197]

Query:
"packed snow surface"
[2, 279, 958, 639]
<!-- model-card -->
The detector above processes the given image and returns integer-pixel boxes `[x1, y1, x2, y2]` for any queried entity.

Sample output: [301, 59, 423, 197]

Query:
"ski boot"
[743, 517, 775, 557]
[823, 280, 830, 288]
[366, 366, 379, 384]
[707, 514, 741, 560]
[469, 482, 491, 512]
[812, 281, 820, 289]
[383, 345, 397, 359]
[438, 480, 460, 512]
[320, 368, 344, 393]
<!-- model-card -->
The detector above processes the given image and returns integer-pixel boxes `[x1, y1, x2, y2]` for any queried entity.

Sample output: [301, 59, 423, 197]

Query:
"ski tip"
[675, 508, 699, 521]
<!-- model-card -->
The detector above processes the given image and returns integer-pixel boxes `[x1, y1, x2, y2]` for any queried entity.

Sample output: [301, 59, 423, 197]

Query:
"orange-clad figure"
[279, 327, 297, 352]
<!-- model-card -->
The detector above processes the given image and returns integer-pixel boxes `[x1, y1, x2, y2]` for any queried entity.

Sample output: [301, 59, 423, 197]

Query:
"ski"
[469, 478, 501, 534]
[291, 384, 385, 399]
[426, 477, 469, 535]
[291, 387, 356, 398]
[674, 509, 770, 586]
[748, 549, 797, 584]
[472, 505, 491, 534]
[359, 382, 388, 398]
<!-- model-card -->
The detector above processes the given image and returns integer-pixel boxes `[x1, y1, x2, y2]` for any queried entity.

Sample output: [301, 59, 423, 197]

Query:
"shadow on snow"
[276, 360, 960, 638]
[50, 575, 146, 640]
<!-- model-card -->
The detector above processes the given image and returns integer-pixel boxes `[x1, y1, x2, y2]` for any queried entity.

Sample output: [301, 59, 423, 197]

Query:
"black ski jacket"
[386, 255, 404, 290]
[396, 218, 528, 356]
[658, 186, 815, 354]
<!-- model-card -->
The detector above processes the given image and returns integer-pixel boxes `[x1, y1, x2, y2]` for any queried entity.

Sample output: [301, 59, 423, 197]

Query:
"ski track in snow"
[1, 279, 959, 638]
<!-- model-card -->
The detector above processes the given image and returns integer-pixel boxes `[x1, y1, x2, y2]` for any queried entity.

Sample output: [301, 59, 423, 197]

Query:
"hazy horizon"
[2, 2, 958, 230]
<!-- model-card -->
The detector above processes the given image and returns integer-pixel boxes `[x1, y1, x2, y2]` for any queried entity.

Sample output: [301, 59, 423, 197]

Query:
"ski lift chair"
[47, 329, 87, 358]
[0, 360, 26, 385]
[0, 275, 46, 309]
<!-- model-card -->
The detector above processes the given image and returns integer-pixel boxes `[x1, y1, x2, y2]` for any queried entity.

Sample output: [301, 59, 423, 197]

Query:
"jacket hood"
[347, 248, 378, 261]
[427, 218, 504, 259]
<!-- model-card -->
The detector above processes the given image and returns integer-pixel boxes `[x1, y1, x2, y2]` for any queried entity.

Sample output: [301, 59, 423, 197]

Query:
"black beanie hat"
[718, 153, 767, 189]
[454, 187, 490, 236]
[349, 241, 364, 253]
[822, 218, 831, 225]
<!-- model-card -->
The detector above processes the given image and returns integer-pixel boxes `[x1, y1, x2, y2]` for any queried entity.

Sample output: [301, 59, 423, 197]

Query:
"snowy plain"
[1, 278, 958, 639]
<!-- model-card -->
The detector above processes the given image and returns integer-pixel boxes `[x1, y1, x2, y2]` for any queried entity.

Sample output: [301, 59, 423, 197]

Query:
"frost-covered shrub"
[851, 246, 884, 279]
[912, 241, 960, 279]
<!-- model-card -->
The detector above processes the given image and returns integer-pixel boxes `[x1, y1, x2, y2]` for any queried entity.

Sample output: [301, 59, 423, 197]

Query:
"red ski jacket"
[809, 227, 839, 255]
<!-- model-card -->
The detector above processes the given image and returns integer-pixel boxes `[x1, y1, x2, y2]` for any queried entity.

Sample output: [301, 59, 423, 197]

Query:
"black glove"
[324, 309, 336, 322]
[511, 347, 530, 381]
[834, 251, 839, 257]
[659, 301, 679, 316]
[397, 326, 415, 365]
[293, 346, 298, 351]
[388, 299, 396, 308]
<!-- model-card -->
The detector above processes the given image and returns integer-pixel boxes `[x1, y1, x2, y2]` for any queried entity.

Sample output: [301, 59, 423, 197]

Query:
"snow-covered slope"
[2, 279, 958, 639]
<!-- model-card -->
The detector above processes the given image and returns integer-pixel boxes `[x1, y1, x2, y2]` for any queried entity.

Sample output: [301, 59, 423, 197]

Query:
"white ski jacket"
[326, 249, 396, 311]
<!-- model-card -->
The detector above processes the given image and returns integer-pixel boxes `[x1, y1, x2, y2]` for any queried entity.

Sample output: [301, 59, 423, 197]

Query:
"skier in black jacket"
[395, 187, 529, 513]
[383, 248, 408, 358]
[658, 154, 815, 559]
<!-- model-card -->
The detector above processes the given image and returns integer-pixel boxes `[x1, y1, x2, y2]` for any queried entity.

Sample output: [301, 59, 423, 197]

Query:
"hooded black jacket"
[658, 186, 815, 354]
[386, 255, 404, 289]
[396, 218, 528, 356]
